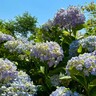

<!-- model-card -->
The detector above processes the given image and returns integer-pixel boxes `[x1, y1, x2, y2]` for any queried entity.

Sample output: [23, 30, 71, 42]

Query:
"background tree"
[14, 12, 37, 37]
[0, 12, 37, 38]
[82, 2, 96, 36]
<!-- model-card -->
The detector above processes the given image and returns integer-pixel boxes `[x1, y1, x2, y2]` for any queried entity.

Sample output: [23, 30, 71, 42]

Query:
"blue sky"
[0, 0, 95, 26]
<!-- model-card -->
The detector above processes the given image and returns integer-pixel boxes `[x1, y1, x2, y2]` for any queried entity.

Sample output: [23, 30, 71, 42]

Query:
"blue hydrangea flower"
[66, 51, 96, 76]
[0, 71, 37, 96]
[69, 36, 96, 57]
[50, 86, 80, 96]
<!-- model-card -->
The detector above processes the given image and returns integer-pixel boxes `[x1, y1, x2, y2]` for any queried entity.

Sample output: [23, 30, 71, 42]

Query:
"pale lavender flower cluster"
[0, 71, 37, 96]
[69, 36, 96, 57]
[50, 86, 80, 96]
[30, 41, 64, 67]
[15, 41, 34, 54]
[80, 36, 96, 52]
[0, 32, 15, 43]
[4, 40, 23, 53]
[0, 58, 17, 83]
[53, 6, 85, 29]
[66, 51, 96, 76]
[4, 40, 34, 54]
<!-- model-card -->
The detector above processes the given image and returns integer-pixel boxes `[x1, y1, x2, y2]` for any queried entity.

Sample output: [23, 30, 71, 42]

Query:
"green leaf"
[77, 45, 82, 53]
[59, 76, 71, 80]
[73, 75, 87, 88]
[89, 78, 96, 91]
[89, 86, 96, 96]
[90, 79, 96, 85]
[40, 66, 45, 74]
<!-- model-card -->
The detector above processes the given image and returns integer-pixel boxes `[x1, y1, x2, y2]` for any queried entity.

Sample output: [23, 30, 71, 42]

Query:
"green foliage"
[4, 20, 15, 36]
[14, 12, 37, 37]
[0, 12, 37, 38]
[82, 2, 96, 36]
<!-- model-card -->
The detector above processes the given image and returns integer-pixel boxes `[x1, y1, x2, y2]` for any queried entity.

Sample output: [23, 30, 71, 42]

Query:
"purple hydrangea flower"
[0, 32, 15, 43]
[53, 6, 85, 29]
[0, 58, 18, 83]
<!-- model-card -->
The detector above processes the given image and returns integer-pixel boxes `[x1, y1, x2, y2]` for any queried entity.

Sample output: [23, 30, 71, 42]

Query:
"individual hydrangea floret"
[0, 71, 37, 96]
[30, 41, 64, 67]
[69, 36, 96, 57]
[53, 6, 85, 29]
[0, 58, 17, 84]
[66, 51, 96, 76]
[50, 86, 80, 96]
[0, 32, 15, 43]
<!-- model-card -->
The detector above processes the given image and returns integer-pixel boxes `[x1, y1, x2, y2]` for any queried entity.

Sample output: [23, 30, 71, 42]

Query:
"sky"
[0, 0, 95, 26]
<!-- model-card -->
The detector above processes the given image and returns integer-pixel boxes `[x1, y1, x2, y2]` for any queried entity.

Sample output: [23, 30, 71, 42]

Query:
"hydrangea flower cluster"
[4, 40, 23, 53]
[66, 51, 96, 76]
[4, 40, 34, 54]
[50, 74, 61, 86]
[53, 6, 85, 29]
[0, 58, 17, 83]
[50, 86, 80, 96]
[69, 40, 80, 57]
[69, 36, 96, 57]
[42, 19, 54, 31]
[0, 32, 15, 43]
[0, 71, 37, 96]
[30, 41, 64, 67]
[80, 36, 96, 52]
[15, 41, 34, 54]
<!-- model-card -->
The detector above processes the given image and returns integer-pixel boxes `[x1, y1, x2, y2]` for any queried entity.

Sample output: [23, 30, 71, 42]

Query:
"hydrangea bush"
[0, 3, 96, 96]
